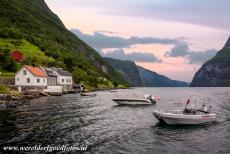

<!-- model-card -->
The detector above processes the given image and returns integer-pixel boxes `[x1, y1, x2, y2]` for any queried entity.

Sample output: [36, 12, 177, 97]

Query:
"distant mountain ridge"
[137, 66, 188, 87]
[190, 36, 230, 87]
[104, 58, 144, 86]
[105, 57, 188, 87]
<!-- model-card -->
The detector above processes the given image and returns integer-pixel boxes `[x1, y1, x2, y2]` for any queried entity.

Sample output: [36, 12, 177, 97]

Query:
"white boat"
[153, 110, 217, 125]
[112, 95, 157, 106]
[80, 92, 96, 97]
[108, 90, 117, 92]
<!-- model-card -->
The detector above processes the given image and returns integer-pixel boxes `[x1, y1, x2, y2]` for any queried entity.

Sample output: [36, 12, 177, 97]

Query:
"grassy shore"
[0, 72, 14, 78]
[0, 85, 19, 95]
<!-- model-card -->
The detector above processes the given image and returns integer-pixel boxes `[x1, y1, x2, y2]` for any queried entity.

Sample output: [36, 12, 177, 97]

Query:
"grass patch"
[0, 72, 14, 78]
[0, 85, 19, 95]
[0, 38, 55, 66]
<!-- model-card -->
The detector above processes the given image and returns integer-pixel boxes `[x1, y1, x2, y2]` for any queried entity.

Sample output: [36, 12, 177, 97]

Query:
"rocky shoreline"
[0, 88, 126, 110]
[0, 94, 36, 110]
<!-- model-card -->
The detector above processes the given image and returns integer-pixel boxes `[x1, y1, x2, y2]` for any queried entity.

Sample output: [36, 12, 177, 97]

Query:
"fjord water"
[0, 88, 229, 154]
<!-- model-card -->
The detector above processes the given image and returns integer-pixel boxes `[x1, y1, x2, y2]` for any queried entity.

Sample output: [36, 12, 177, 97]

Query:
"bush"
[0, 49, 17, 72]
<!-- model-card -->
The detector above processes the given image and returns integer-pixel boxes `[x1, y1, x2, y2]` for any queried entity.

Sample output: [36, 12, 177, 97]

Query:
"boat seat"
[183, 108, 196, 114]
[197, 109, 210, 114]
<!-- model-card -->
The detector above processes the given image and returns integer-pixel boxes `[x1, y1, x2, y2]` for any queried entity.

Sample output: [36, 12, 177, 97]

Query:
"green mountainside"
[105, 57, 188, 87]
[190, 36, 230, 87]
[104, 58, 144, 86]
[0, 0, 127, 89]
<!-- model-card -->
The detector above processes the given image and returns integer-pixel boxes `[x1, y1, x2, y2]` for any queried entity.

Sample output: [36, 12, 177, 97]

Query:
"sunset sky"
[45, 0, 229, 82]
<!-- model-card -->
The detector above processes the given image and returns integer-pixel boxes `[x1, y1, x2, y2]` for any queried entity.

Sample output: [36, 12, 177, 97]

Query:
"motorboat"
[153, 99, 217, 125]
[80, 92, 96, 97]
[112, 95, 157, 106]
[108, 90, 117, 92]
[153, 110, 217, 125]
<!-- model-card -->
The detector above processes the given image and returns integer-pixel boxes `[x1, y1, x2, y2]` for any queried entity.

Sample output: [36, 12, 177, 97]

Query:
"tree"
[72, 67, 87, 83]
[0, 49, 17, 72]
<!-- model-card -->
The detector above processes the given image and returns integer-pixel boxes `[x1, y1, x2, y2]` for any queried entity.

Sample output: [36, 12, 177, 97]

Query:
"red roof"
[24, 65, 47, 77]
[11, 51, 24, 62]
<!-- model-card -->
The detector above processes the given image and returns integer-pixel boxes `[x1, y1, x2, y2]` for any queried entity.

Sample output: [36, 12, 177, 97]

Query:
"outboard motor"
[149, 95, 157, 104]
[144, 94, 157, 104]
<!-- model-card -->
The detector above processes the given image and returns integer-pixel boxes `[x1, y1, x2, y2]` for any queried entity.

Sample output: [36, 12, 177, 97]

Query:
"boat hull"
[80, 92, 96, 97]
[153, 110, 217, 125]
[113, 99, 153, 106]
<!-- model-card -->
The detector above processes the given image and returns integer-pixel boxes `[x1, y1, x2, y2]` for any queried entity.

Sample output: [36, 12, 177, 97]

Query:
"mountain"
[104, 58, 144, 86]
[137, 66, 188, 87]
[105, 57, 188, 87]
[0, 0, 126, 88]
[190, 36, 230, 87]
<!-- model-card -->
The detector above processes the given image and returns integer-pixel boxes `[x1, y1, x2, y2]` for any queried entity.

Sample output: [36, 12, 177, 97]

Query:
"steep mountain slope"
[190, 36, 230, 87]
[0, 0, 126, 87]
[105, 57, 188, 87]
[137, 66, 188, 87]
[104, 58, 144, 86]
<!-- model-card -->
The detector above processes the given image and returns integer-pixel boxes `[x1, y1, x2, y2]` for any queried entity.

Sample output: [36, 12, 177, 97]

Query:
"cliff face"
[224, 36, 230, 49]
[190, 37, 230, 87]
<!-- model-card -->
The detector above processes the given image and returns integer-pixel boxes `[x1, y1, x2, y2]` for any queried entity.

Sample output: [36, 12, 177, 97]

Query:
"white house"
[15, 65, 73, 92]
[15, 65, 47, 91]
[50, 67, 73, 92]
[41, 67, 58, 86]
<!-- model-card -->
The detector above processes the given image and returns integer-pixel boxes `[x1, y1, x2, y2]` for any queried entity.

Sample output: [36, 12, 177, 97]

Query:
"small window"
[43, 79, 45, 83]
[37, 79, 40, 83]
[17, 78, 19, 81]
[27, 78, 30, 83]
[23, 70, 26, 75]
[62, 79, 64, 83]
[66, 79, 68, 83]
[69, 79, 71, 83]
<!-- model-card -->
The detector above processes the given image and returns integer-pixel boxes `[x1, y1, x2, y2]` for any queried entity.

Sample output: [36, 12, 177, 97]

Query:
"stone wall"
[21, 86, 47, 92]
[0, 77, 15, 85]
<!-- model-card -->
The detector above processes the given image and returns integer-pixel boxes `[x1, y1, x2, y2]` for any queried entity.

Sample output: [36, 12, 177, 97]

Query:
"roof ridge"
[24, 65, 47, 77]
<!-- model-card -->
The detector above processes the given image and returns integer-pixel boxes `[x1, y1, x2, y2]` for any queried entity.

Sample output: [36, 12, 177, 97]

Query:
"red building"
[11, 50, 24, 62]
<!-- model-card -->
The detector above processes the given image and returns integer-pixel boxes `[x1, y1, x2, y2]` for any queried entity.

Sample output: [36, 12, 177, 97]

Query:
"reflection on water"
[0, 88, 230, 153]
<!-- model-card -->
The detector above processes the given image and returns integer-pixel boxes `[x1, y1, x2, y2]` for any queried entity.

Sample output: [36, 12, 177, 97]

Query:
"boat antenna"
[195, 100, 197, 111]
[185, 98, 190, 109]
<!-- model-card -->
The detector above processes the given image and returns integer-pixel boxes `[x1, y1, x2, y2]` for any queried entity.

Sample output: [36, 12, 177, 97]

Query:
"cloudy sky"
[45, 0, 229, 82]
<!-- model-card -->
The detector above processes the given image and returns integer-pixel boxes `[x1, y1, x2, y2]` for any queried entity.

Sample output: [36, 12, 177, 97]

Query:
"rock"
[223, 36, 230, 49]
[191, 36, 230, 87]
[0, 94, 31, 110]
[6, 103, 17, 108]
[0, 101, 6, 110]
[191, 59, 230, 86]
[0, 94, 7, 100]
[23, 94, 40, 99]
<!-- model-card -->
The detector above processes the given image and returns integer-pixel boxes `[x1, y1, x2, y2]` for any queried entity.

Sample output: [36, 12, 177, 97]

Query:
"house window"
[43, 79, 45, 83]
[69, 79, 71, 83]
[23, 70, 26, 75]
[17, 78, 19, 81]
[66, 79, 68, 83]
[27, 78, 30, 83]
[37, 79, 40, 83]
[62, 79, 64, 83]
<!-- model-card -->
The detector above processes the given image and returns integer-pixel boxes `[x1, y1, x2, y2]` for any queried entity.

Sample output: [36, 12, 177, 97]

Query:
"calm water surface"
[0, 88, 230, 154]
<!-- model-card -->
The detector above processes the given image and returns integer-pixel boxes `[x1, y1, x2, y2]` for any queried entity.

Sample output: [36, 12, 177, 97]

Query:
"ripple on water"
[0, 88, 230, 154]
